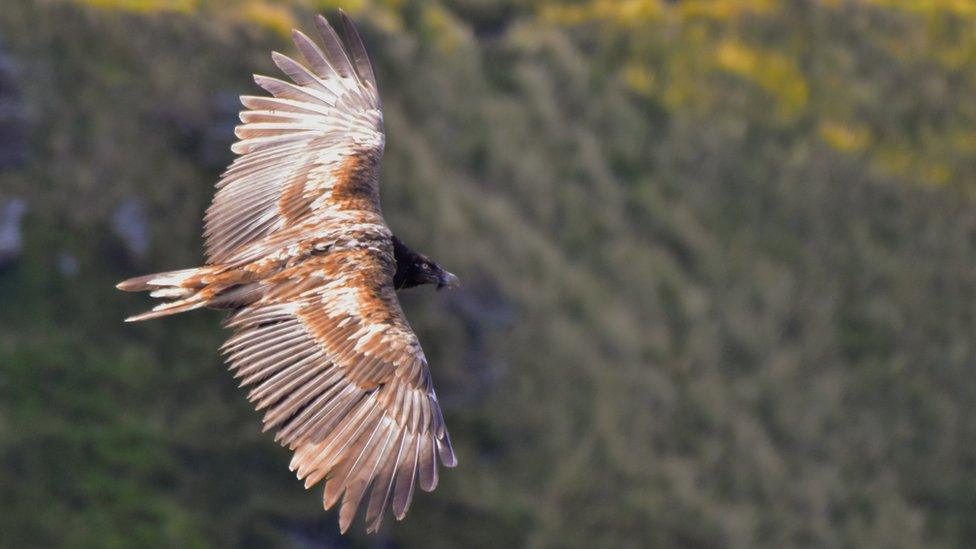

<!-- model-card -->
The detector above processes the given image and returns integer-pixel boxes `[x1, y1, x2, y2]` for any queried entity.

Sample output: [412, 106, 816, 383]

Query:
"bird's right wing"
[204, 12, 385, 265]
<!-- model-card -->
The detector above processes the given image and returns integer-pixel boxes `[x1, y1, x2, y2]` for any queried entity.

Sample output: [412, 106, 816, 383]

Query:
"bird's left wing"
[204, 12, 385, 265]
[221, 247, 456, 534]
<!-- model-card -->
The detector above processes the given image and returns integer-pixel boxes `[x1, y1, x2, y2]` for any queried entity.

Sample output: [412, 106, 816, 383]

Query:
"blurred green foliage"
[2, 0, 976, 547]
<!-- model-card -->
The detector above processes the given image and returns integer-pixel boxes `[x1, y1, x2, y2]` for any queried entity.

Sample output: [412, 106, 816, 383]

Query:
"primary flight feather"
[117, 12, 459, 534]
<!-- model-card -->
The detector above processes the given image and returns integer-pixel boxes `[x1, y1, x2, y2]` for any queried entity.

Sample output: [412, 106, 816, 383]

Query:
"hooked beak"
[437, 271, 460, 290]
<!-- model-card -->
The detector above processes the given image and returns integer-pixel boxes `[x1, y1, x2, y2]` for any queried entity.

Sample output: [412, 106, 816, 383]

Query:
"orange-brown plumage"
[330, 150, 384, 212]
[117, 12, 458, 534]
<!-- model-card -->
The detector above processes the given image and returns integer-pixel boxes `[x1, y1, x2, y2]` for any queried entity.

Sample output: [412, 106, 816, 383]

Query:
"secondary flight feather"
[117, 12, 459, 534]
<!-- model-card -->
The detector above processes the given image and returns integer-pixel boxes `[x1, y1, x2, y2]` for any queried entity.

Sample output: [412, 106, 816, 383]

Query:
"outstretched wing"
[204, 12, 385, 265]
[223, 247, 456, 533]
[206, 13, 454, 532]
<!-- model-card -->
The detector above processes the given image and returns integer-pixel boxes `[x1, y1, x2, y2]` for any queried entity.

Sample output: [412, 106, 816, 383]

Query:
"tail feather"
[124, 298, 208, 322]
[117, 267, 208, 322]
[116, 268, 200, 292]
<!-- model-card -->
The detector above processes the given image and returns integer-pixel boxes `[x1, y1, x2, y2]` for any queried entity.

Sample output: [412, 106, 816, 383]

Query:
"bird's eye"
[421, 263, 430, 270]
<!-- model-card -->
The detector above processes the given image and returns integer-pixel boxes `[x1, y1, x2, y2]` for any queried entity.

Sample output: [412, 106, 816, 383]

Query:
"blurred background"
[1, 0, 975, 547]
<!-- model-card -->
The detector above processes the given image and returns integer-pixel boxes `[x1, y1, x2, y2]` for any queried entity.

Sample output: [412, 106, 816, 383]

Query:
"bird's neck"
[392, 236, 418, 290]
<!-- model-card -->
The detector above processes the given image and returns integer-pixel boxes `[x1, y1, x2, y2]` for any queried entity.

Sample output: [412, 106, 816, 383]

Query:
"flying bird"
[117, 12, 459, 534]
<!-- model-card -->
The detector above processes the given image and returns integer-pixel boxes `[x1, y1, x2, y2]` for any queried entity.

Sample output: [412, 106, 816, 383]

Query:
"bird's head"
[408, 256, 459, 291]
[392, 237, 459, 291]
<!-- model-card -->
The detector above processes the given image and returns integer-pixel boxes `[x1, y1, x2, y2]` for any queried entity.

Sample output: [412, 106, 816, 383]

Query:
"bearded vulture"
[118, 12, 459, 534]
